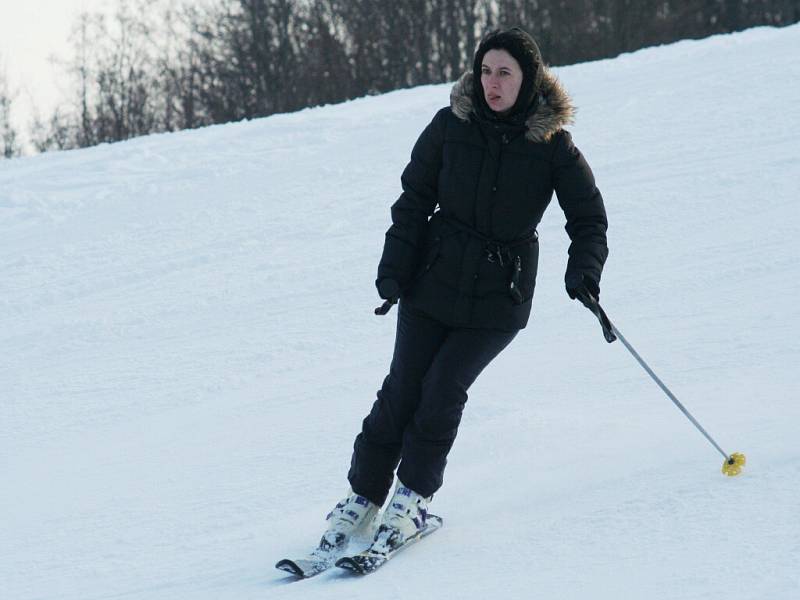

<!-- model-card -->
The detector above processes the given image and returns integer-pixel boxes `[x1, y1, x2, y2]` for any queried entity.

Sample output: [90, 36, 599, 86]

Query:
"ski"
[276, 531, 359, 579]
[335, 514, 443, 575]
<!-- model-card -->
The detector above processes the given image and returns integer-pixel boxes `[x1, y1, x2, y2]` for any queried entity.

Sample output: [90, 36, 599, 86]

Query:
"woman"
[327, 27, 608, 557]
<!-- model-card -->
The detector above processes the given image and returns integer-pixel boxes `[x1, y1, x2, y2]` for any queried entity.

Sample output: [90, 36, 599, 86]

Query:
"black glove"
[375, 278, 401, 316]
[565, 272, 600, 309]
[377, 278, 401, 301]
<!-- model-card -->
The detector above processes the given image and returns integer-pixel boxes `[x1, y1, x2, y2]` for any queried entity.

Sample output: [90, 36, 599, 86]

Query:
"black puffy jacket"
[377, 69, 609, 331]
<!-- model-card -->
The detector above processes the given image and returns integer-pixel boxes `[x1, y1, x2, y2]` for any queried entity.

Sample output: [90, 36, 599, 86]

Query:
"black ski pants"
[348, 302, 518, 505]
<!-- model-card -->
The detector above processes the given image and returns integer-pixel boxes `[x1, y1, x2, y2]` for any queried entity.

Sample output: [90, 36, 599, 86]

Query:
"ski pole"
[575, 291, 746, 477]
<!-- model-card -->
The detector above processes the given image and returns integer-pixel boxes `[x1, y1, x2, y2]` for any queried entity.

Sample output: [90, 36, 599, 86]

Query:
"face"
[480, 49, 523, 115]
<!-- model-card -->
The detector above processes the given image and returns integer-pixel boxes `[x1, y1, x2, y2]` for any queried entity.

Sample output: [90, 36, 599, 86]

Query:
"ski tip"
[427, 514, 443, 527]
[275, 559, 304, 577]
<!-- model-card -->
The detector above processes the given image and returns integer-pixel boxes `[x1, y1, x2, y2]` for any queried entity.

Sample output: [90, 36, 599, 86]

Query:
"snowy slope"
[2, 24, 800, 600]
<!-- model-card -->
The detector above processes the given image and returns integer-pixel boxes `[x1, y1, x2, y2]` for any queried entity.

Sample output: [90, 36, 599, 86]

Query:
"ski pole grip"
[579, 292, 617, 343]
[374, 298, 398, 316]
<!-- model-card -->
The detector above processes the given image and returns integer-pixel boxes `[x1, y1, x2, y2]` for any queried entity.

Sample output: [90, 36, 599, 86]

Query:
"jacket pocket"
[417, 236, 442, 276]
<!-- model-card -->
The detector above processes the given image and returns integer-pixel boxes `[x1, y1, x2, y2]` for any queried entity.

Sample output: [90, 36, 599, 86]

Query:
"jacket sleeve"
[552, 130, 609, 285]
[376, 108, 447, 291]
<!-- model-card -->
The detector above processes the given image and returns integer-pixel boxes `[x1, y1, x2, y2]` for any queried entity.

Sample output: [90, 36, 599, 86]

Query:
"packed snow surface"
[2, 24, 799, 600]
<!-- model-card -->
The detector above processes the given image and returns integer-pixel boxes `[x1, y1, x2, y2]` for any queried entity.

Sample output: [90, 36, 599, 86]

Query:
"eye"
[481, 66, 490, 74]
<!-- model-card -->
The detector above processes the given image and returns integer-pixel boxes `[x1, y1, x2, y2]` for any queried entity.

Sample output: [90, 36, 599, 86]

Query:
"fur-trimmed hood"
[449, 67, 575, 143]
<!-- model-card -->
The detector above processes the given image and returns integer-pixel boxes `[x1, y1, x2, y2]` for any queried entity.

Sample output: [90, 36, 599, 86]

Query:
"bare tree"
[28, 0, 800, 154]
[34, 0, 164, 150]
[0, 59, 20, 159]
[302, 0, 355, 105]
[89, 0, 162, 143]
[154, 3, 211, 130]
[29, 107, 76, 153]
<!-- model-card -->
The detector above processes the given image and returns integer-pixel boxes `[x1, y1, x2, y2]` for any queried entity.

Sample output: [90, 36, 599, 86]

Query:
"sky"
[0, 0, 113, 150]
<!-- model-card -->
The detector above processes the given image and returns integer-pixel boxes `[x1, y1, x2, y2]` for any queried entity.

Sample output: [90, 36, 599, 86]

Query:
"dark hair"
[472, 27, 544, 118]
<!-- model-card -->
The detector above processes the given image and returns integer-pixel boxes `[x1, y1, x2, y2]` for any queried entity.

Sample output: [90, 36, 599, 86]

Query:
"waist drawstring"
[485, 243, 512, 267]
[485, 243, 528, 305]
[436, 214, 536, 305]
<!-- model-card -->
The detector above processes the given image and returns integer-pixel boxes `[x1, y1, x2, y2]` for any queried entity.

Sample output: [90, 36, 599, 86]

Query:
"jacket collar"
[449, 67, 575, 143]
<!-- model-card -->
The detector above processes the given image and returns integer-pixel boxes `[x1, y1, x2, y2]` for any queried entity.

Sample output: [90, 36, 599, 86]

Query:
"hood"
[449, 67, 575, 143]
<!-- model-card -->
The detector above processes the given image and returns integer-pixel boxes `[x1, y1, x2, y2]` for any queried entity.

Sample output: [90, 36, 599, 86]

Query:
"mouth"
[488, 94, 501, 103]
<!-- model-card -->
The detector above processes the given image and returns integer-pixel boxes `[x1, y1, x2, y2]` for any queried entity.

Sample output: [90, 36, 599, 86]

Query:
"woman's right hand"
[377, 278, 401, 301]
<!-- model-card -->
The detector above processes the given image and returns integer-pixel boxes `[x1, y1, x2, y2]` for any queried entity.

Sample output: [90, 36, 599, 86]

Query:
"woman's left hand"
[565, 272, 599, 308]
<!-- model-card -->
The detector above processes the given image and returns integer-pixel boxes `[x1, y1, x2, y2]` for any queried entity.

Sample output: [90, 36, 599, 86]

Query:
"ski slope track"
[2, 24, 799, 600]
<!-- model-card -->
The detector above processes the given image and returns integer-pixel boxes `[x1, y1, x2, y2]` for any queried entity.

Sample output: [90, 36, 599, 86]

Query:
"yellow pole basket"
[721, 453, 747, 477]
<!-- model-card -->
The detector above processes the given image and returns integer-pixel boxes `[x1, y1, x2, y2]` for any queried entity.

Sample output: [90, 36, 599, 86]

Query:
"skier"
[291, 26, 609, 574]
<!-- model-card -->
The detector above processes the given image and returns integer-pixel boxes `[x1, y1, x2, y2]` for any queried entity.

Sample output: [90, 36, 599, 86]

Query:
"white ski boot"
[321, 488, 380, 551]
[370, 480, 431, 554]
[274, 489, 379, 578]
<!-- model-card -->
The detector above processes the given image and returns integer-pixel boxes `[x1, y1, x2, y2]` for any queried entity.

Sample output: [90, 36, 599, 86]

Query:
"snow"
[2, 23, 800, 600]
